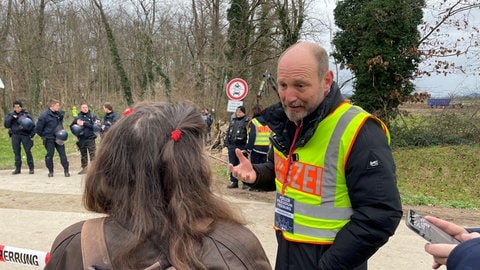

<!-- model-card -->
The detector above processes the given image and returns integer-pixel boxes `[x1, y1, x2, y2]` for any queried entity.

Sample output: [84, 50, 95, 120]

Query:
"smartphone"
[406, 209, 460, 244]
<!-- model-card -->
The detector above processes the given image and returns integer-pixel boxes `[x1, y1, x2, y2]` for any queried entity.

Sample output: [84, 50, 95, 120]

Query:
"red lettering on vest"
[257, 126, 271, 133]
[274, 157, 286, 182]
[274, 152, 323, 196]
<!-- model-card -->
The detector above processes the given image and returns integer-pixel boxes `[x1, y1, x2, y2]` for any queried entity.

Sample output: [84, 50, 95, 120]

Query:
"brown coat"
[44, 217, 272, 270]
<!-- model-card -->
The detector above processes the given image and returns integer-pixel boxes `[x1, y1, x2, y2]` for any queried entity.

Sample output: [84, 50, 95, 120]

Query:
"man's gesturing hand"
[228, 148, 257, 184]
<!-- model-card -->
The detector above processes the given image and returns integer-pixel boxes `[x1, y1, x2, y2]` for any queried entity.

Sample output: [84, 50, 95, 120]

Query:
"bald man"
[229, 41, 402, 269]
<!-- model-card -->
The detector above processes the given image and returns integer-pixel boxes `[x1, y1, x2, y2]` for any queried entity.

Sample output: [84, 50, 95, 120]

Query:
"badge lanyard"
[281, 122, 302, 195]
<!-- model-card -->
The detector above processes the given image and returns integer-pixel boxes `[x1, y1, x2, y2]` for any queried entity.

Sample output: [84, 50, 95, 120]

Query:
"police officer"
[3, 101, 36, 174]
[244, 104, 271, 192]
[225, 105, 249, 189]
[71, 104, 98, 174]
[100, 102, 120, 137]
[201, 108, 213, 143]
[35, 99, 70, 177]
[245, 104, 271, 165]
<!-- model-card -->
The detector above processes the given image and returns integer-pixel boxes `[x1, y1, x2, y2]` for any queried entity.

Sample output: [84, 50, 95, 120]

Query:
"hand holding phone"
[406, 209, 460, 244]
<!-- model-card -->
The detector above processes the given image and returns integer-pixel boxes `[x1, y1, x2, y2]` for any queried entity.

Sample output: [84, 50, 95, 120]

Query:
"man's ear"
[323, 70, 334, 93]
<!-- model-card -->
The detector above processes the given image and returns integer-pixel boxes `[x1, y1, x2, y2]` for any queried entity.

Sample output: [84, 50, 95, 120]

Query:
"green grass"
[394, 145, 480, 209]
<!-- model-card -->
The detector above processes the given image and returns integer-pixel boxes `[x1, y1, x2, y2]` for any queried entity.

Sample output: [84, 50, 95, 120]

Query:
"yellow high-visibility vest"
[250, 118, 272, 147]
[273, 102, 390, 244]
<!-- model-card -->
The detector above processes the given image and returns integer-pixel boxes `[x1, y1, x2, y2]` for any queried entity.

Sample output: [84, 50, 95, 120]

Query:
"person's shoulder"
[23, 111, 33, 117]
[49, 220, 84, 251]
[204, 220, 271, 269]
[55, 221, 84, 240]
[38, 110, 48, 117]
[358, 117, 388, 138]
[208, 220, 262, 250]
[45, 221, 86, 270]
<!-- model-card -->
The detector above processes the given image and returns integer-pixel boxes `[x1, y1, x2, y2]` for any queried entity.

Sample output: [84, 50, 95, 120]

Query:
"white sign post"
[0, 78, 4, 89]
[227, 100, 244, 113]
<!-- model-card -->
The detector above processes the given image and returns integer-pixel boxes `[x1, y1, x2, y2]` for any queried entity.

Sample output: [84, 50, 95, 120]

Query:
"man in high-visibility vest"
[229, 41, 402, 269]
[244, 104, 272, 192]
[245, 104, 271, 165]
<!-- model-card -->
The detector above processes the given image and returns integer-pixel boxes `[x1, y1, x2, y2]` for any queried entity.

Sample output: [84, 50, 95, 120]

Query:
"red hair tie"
[123, 107, 134, 117]
[171, 129, 181, 142]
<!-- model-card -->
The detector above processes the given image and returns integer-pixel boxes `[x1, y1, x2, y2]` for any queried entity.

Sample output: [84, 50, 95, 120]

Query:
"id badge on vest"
[275, 193, 294, 233]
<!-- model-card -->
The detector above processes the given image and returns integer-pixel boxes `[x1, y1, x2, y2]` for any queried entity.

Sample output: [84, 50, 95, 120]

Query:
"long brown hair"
[83, 101, 244, 269]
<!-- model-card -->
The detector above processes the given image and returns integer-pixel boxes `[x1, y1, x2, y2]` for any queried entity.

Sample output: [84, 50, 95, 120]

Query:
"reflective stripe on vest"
[251, 118, 271, 147]
[273, 102, 390, 244]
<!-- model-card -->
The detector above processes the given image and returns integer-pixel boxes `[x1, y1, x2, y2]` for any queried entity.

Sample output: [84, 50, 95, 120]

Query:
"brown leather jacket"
[44, 217, 271, 270]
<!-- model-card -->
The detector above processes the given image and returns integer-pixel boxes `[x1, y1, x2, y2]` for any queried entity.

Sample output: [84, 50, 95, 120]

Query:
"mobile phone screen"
[406, 209, 460, 244]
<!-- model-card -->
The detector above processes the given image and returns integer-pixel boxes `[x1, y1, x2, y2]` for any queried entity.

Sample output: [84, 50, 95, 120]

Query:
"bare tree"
[0, 0, 14, 114]
[3, 0, 51, 113]
[417, 0, 480, 77]
[275, 0, 307, 50]
[3, 0, 473, 124]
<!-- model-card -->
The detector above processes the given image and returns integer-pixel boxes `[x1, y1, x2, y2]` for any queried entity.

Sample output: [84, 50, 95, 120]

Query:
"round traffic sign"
[226, 78, 248, 101]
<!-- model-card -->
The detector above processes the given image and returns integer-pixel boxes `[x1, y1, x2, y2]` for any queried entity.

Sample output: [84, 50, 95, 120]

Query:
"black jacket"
[252, 82, 402, 269]
[101, 111, 120, 134]
[70, 111, 98, 140]
[35, 109, 65, 140]
[225, 115, 249, 147]
[447, 228, 480, 269]
[4, 109, 35, 137]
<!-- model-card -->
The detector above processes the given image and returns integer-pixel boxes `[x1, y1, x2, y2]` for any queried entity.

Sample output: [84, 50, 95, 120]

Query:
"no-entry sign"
[226, 78, 248, 101]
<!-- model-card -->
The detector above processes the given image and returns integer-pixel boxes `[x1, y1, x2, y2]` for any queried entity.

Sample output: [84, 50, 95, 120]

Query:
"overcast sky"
[308, 0, 480, 97]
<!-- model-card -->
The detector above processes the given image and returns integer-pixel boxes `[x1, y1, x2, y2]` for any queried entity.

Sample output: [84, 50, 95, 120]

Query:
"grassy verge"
[394, 145, 480, 208]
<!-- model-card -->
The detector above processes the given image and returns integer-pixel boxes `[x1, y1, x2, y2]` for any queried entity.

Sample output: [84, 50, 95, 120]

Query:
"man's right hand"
[228, 148, 256, 184]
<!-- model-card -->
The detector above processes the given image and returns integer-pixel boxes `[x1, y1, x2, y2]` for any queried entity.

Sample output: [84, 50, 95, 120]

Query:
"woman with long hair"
[45, 101, 271, 270]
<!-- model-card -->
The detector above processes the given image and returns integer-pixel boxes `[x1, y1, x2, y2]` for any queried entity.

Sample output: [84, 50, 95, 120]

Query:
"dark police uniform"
[4, 108, 36, 174]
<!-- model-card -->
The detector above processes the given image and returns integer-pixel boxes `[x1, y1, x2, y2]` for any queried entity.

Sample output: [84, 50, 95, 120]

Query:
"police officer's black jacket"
[35, 109, 65, 140]
[251, 82, 402, 269]
[4, 109, 35, 136]
[102, 111, 120, 133]
[71, 111, 98, 140]
[225, 115, 249, 146]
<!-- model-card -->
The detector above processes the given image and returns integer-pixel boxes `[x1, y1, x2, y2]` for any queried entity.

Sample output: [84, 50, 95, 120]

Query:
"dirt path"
[1, 165, 479, 269]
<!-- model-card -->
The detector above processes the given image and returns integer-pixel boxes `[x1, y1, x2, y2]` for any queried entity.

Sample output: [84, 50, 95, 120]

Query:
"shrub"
[390, 108, 480, 148]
